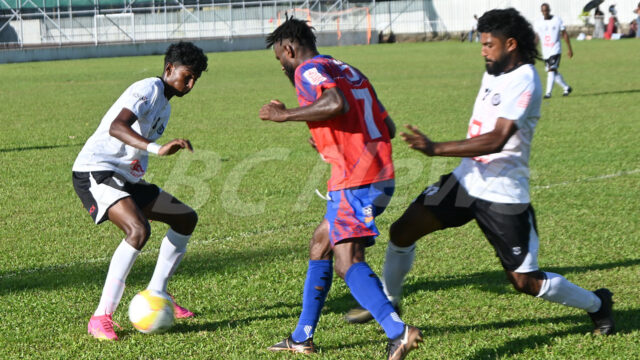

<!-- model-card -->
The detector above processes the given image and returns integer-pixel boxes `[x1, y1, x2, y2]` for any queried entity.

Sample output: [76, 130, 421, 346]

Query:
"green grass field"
[1, 39, 639, 359]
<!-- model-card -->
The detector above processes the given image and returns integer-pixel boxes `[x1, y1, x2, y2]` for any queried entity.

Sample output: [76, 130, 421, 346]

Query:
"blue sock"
[291, 260, 333, 342]
[345, 262, 405, 339]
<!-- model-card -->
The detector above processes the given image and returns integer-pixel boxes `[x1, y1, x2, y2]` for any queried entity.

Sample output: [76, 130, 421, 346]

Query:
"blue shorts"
[324, 179, 395, 247]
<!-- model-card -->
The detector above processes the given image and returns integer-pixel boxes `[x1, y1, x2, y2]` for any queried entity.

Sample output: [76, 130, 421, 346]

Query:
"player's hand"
[158, 139, 193, 156]
[259, 100, 288, 122]
[400, 124, 436, 156]
[567, 49, 573, 59]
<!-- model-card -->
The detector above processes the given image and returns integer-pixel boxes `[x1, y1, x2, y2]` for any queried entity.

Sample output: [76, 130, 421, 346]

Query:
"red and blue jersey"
[294, 55, 394, 191]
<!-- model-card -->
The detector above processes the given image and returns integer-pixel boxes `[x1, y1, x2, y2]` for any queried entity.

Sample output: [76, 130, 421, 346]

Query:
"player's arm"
[259, 87, 346, 123]
[400, 118, 518, 157]
[109, 108, 193, 156]
[561, 30, 573, 58]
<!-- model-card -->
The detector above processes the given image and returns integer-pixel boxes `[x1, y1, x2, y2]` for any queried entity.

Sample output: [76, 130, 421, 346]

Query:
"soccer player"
[535, 3, 573, 99]
[345, 8, 615, 336]
[259, 17, 422, 360]
[72, 41, 208, 340]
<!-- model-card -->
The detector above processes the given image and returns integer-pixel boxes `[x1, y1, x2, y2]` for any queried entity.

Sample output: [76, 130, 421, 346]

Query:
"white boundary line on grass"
[1, 168, 639, 280]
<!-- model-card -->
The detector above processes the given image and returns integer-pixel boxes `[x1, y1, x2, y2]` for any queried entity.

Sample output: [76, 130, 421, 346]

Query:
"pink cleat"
[88, 313, 121, 341]
[168, 293, 195, 319]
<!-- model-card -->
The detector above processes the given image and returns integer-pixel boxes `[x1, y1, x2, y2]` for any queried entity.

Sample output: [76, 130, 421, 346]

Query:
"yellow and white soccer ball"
[128, 289, 174, 334]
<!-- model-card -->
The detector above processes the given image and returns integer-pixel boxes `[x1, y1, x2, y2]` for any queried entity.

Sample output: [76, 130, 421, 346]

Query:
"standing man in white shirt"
[535, 3, 573, 99]
[344, 8, 615, 336]
[72, 41, 208, 341]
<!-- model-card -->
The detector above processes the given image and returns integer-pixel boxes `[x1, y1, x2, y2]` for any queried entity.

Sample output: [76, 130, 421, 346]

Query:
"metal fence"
[0, 0, 375, 47]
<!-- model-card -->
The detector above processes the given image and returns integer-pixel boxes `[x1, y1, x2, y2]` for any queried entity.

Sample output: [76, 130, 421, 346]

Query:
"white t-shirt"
[452, 64, 542, 204]
[73, 77, 171, 183]
[535, 15, 565, 59]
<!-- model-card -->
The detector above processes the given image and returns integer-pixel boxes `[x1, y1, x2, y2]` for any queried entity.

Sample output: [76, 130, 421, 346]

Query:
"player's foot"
[88, 313, 121, 341]
[563, 86, 572, 96]
[168, 293, 195, 318]
[345, 303, 401, 324]
[267, 335, 315, 354]
[543, 93, 552, 99]
[588, 288, 615, 335]
[387, 325, 423, 360]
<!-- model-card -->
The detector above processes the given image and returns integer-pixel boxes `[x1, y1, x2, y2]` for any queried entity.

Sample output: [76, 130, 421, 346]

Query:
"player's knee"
[389, 219, 415, 247]
[333, 261, 350, 280]
[182, 208, 198, 234]
[509, 274, 537, 295]
[125, 221, 151, 250]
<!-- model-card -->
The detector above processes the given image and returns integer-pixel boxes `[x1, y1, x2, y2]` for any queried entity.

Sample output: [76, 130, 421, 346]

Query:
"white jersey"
[73, 77, 171, 183]
[452, 64, 542, 204]
[535, 15, 565, 59]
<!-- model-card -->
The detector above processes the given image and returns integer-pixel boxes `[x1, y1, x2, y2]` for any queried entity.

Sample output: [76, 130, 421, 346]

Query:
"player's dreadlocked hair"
[164, 41, 208, 77]
[477, 8, 539, 64]
[265, 15, 317, 51]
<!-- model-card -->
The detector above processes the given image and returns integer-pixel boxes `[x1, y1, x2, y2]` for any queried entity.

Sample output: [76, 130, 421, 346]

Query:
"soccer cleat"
[563, 86, 572, 96]
[267, 335, 315, 354]
[345, 304, 401, 324]
[387, 325, 423, 360]
[88, 313, 121, 341]
[588, 288, 615, 335]
[543, 93, 552, 99]
[168, 293, 195, 318]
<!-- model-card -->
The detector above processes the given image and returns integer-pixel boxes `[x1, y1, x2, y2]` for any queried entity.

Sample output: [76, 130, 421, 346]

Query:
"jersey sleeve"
[295, 62, 337, 106]
[497, 72, 536, 128]
[558, 17, 566, 31]
[369, 84, 388, 119]
[121, 81, 156, 120]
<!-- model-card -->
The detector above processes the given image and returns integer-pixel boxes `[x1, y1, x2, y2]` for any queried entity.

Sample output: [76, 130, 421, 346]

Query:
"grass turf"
[0, 39, 638, 359]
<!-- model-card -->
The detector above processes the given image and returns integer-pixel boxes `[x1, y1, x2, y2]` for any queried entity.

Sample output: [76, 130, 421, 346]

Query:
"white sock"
[94, 240, 140, 316]
[537, 272, 601, 312]
[554, 73, 569, 91]
[147, 229, 190, 293]
[382, 242, 416, 306]
[546, 72, 555, 95]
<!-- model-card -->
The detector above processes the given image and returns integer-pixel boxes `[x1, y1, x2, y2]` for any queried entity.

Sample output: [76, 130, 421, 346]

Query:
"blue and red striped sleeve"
[294, 60, 337, 107]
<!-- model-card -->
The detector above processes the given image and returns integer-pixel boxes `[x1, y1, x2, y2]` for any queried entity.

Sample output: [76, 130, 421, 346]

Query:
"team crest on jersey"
[133, 93, 148, 103]
[491, 93, 501, 106]
[363, 205, 374, 223]
[130, 159, 145, 177]
[303, 68, 327, 85]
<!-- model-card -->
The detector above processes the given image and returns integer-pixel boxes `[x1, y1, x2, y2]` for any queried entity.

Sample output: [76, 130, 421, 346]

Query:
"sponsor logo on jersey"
[130, 159, 145, 177]
[303, 68, 327, 85]
[363, 205, 374, 223]
[491, 93, 501, 106]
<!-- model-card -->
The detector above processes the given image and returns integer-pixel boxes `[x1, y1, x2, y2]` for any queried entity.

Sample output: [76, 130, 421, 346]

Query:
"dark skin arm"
[400, 117, 518, 157]
[109, 108, 193, 156]
[259, 86, 345, 122]
[561, 30, 573, 58]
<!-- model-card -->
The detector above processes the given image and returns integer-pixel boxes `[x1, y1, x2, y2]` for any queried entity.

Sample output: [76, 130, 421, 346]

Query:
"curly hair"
[477, 8, 539, 64]
[265, 15, 317, 51]
[164, 41, 208, 77]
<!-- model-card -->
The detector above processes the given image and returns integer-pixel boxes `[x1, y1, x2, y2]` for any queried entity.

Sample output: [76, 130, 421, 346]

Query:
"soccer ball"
[128, 289, 174, 334]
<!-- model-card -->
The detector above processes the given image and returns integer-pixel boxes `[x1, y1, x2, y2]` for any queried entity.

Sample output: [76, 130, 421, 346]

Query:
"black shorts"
[415, 173, 540, 272]
[544, 54, 561, 71]
[72, 171, 160, 224]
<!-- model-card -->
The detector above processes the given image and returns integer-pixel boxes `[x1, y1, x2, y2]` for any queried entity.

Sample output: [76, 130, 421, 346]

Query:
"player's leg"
[347, 174, 472, 324]
[73, 171, 151, 340]
[334, 238, 422, 359]
[142, 189, 198, 318]
[87, 197, 149, 340]
[268, 220, 333, 353]
[476, 202, 614, 335]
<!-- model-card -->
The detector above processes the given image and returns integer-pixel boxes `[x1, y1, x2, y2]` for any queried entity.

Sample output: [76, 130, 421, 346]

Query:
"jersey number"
[351, 88, 382, 139]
